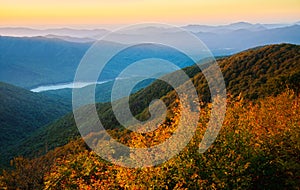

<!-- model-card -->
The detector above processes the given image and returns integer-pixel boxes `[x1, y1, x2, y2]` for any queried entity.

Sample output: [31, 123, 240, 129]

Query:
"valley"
[1, 0, 299, 188]
[0, 44, 299, 189]
[0, 23, 300, 189]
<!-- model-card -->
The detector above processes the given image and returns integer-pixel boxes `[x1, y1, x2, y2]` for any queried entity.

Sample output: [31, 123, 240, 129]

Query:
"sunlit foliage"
[2, 90, 299, 189]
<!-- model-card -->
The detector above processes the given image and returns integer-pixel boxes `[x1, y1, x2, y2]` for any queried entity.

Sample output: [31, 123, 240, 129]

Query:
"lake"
[30, 81, 110, 92]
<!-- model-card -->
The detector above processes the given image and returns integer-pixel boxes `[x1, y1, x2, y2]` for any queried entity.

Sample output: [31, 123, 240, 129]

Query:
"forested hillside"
[2, 44, 299, 168]
[1, 90, 299, 189]
[0, 82, 70, 167]
[1, 44, 299, 189]
[0, 36, 90, 88]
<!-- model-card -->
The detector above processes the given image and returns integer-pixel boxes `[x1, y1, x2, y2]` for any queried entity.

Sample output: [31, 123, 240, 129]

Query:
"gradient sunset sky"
[0, 0, 299, 28]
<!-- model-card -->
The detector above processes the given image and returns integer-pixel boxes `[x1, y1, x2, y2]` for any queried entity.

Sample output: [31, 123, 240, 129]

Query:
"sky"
[0, 0, 299, 28]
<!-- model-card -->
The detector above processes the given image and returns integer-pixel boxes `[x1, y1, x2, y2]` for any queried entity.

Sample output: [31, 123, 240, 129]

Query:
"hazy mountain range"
[1, 22, 299, 55]
[0, 22, 298, 37]
[0, 22, 300, 90]
[0, 36, 193, 89]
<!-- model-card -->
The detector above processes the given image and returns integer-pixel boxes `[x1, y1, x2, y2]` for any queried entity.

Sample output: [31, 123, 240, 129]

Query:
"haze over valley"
[1, 21, 300, 92]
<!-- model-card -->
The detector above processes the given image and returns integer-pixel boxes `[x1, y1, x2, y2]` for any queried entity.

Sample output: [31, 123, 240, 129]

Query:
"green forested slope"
[0, 82, 70, 167]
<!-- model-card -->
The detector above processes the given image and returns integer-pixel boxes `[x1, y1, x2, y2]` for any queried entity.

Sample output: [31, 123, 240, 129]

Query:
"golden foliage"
[1, 90, 299, 189]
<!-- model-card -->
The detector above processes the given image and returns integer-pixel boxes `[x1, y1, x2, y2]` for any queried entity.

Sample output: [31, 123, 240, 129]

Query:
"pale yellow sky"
[0, 0, 299, 28]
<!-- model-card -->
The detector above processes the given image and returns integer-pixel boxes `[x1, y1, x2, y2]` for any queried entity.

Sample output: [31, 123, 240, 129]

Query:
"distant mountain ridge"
[0, 27, 109, 38]
[195, 24, 300, 55]
[0, 36, 90, 88]
[182, 22, 267, 33]
[0, 21, 297, 37]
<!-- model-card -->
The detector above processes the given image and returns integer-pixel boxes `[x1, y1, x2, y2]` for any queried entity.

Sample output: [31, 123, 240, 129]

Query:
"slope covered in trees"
[1, 90, 299, 189]
[1, 43, 299, 176]
[0, 36, 90, 88]
[0, 82, 70, 167]
[2, 43, 299, 166]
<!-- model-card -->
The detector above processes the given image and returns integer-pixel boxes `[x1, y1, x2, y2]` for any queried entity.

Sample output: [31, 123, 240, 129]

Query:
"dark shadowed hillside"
[0, 82, 70, 167]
